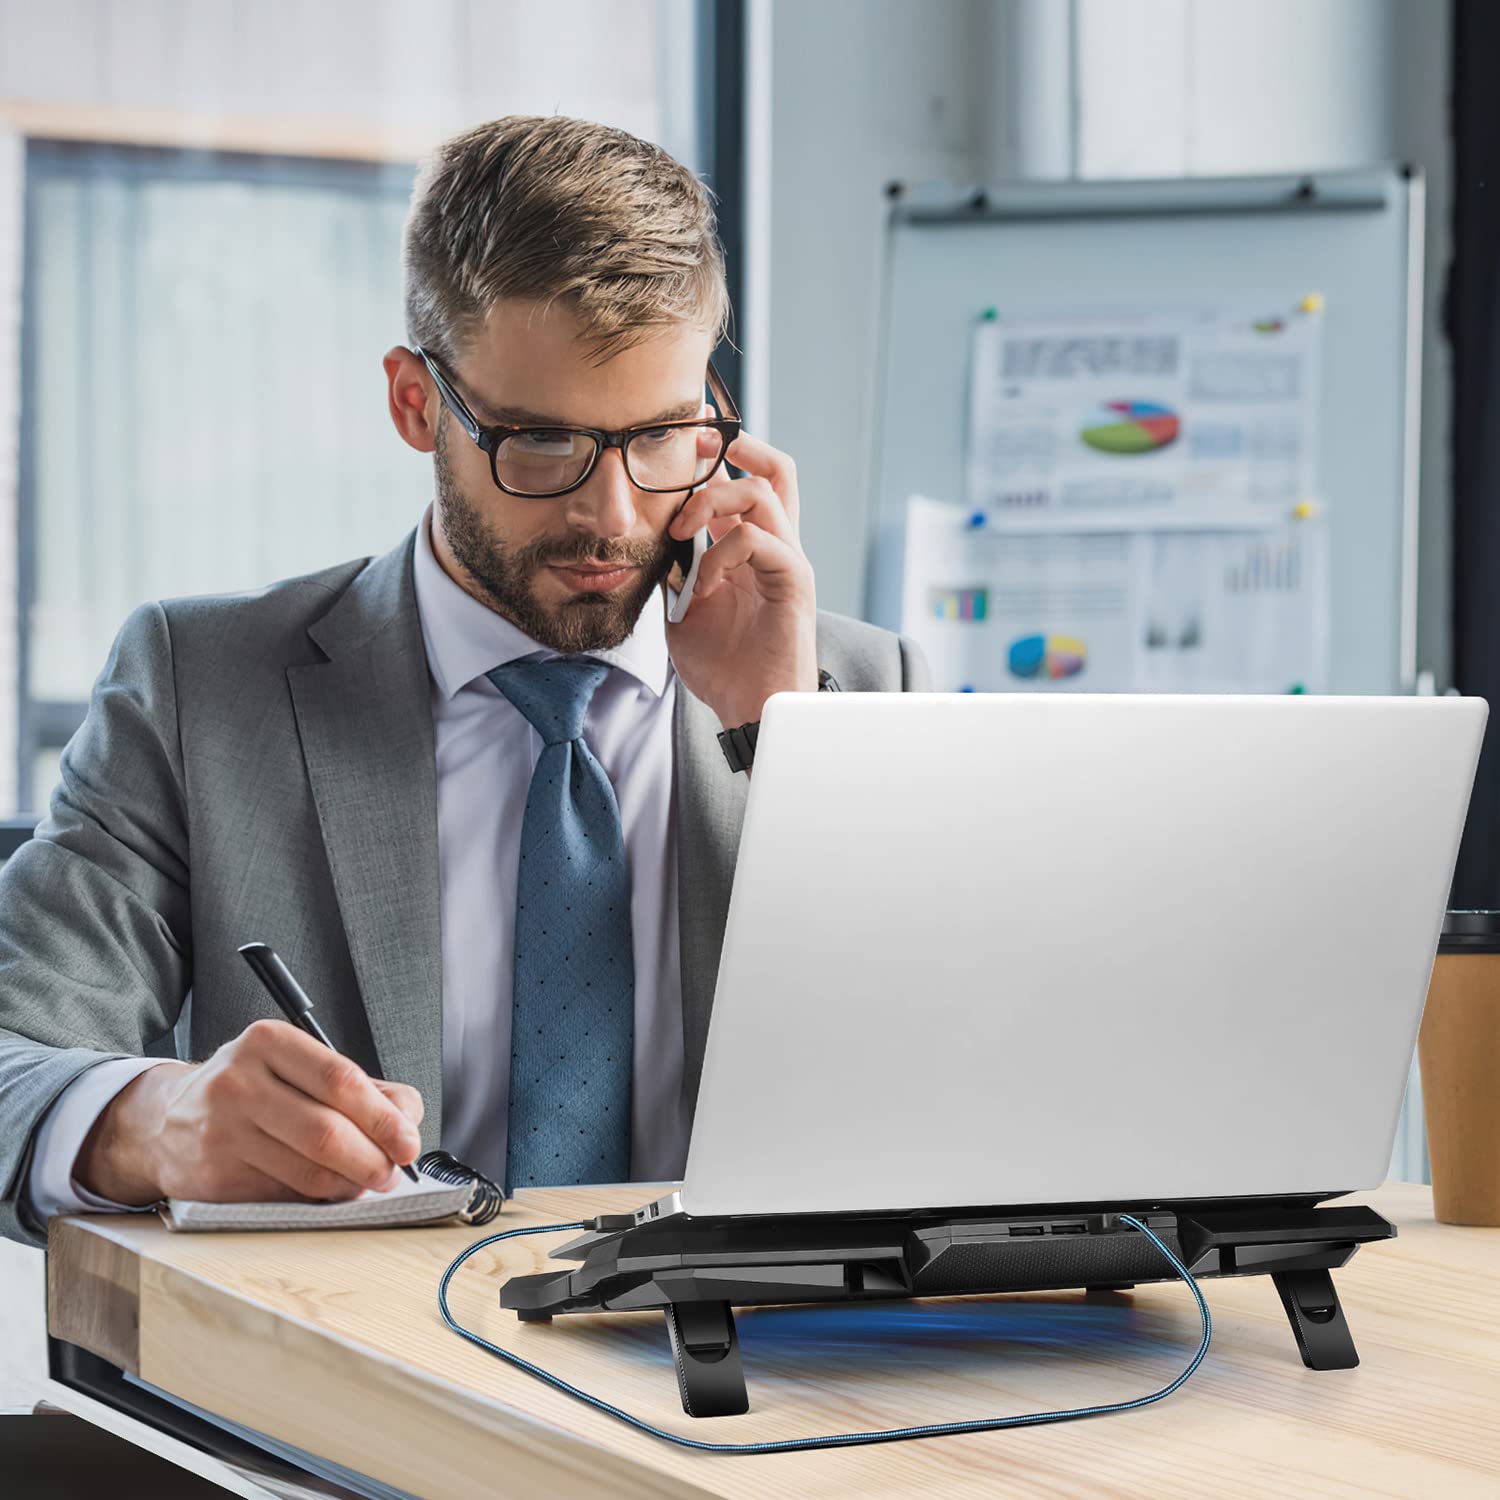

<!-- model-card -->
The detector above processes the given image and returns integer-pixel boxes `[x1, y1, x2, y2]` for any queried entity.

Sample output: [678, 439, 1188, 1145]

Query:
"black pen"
[237, 941, 420, 1183]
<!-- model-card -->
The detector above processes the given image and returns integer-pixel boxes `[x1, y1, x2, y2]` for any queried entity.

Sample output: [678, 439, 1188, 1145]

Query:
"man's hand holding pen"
[73, 1021, 423, 1206]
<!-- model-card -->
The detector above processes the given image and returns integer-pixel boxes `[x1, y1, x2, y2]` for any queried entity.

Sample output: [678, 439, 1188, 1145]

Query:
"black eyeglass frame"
[412, 343, 742, 500]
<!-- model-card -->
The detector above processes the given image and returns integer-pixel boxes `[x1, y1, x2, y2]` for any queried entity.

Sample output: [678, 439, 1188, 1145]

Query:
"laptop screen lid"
[679, 693, 1486, 1220]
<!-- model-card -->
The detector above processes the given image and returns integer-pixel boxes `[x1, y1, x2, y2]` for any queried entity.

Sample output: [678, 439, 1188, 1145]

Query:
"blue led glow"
[737, 1295, 1141, 1359]
[437, 1213, 1212, 1455]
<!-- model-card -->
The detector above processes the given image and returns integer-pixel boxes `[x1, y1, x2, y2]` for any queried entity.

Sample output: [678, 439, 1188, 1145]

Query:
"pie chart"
[1009, 634, 1087, 681]
[1080, 400, 1180, 455]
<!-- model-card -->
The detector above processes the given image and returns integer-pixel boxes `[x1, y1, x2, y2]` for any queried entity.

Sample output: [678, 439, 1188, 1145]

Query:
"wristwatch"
[717, 670, 841, 774]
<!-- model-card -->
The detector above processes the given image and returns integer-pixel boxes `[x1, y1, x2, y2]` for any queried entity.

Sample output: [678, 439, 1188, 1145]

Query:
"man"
[0, 115, 927, 1247]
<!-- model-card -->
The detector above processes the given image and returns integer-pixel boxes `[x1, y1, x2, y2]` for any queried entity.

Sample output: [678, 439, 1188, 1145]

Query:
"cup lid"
[1439, 910, 1500, 952]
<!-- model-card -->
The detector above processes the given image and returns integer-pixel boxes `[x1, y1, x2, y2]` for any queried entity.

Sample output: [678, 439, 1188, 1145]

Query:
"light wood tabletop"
[46, 1181, 1500, 1499]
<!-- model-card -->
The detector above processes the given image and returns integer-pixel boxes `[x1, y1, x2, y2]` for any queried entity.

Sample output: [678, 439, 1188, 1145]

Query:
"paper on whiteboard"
[966, 299, 1323, 531]
[901, 509, 1142, 691]
[901, 496, 1329, 694]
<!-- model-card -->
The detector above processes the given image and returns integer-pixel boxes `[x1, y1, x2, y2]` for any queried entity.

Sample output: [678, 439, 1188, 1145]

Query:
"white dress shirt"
[25, 505, 687, 1217]
[415, 506, 687, 1185]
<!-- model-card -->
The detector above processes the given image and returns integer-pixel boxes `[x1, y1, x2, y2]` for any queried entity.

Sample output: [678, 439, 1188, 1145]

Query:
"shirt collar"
[412, 503, 673, 702]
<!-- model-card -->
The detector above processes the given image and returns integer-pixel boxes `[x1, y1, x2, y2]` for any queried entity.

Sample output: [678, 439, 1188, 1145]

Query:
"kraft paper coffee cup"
[1418, 911, 1500, 1225]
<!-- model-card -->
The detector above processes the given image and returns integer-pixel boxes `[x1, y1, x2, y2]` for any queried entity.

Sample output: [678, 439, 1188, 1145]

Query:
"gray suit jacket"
[0, 527, 928, 1244]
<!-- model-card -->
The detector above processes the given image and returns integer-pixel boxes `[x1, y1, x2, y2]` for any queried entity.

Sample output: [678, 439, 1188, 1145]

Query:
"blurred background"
[0, 0, 1469, 817]
[0, 1, 1491, 1369]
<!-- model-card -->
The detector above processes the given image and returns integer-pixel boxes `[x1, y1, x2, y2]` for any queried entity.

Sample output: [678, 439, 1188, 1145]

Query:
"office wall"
[1071, 0, 1398, 179]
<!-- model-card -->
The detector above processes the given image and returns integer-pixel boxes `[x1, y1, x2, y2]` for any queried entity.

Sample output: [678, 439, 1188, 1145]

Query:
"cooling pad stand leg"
[1272, 1267, 1359, 1369]
[664, 1301, 749, 1417]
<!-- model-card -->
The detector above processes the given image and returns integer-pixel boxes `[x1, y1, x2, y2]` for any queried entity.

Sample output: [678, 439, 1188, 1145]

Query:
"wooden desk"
[46, 1182, 1500, 1498]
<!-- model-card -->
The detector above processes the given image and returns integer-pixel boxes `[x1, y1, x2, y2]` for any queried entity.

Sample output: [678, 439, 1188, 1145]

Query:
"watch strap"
[717, 670, 841, 773]
[716, 720, 760, 774]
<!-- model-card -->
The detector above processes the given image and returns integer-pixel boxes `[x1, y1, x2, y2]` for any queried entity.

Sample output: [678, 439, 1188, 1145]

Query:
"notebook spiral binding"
[416, 1150, 503, 1226]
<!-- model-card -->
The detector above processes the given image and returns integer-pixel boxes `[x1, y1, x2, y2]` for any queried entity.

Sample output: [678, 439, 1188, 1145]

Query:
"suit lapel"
[287, 530, 445, 1140]
[674, 682, 748, 1117]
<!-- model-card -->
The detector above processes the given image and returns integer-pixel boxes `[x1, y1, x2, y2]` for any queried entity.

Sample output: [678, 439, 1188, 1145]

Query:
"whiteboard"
[866, 167, 1423, 693]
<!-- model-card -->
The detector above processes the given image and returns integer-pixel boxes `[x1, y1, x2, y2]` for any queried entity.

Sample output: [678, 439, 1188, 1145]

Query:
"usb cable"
[437, 1211, 1212, 1455]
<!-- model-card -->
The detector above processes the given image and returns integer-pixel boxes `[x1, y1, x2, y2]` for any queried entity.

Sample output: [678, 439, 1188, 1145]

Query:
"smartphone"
[668, 431, 730, 623]
[668, 526, 710, 624]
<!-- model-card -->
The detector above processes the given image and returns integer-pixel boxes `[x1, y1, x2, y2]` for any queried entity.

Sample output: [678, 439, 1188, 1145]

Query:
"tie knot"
[486, 656, 611, 745]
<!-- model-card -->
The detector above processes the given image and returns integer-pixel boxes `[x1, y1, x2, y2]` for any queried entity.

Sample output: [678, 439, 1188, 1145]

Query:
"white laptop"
[654, 692, 1486, 1222]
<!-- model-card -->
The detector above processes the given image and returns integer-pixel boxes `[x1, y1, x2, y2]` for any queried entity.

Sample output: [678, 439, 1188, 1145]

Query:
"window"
[19, 143, 421, 810]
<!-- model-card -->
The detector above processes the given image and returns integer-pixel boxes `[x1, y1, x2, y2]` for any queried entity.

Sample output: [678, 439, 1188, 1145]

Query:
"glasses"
[413, 344, 741, 499]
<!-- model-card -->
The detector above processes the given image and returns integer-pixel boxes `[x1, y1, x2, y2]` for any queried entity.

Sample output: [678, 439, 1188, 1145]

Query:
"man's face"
[429, 300, 714, 653]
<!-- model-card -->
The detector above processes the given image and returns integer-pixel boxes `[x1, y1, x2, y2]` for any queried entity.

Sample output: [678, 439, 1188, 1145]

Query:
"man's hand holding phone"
[664, 429, 819, 732]
[73, 1020, 423, 1206]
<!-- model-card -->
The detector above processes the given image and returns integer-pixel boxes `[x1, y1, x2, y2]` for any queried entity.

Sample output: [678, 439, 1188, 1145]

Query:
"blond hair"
[403, 115, 730, 365]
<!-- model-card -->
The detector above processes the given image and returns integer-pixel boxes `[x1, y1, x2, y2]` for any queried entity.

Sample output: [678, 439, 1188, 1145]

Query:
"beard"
[433, 424, 674, 654]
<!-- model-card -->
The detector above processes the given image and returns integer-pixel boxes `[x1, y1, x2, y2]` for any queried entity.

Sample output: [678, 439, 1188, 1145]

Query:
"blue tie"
[486, 656, 633, 1194]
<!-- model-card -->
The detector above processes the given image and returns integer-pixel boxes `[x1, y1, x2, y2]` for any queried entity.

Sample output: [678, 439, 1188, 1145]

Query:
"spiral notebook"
[157, 1152, 503, 1233]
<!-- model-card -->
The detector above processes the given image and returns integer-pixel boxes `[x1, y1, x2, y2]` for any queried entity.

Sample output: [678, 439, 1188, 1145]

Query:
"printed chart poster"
[901, 497, 1329, 696]
[966, 299, 1324, 531]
